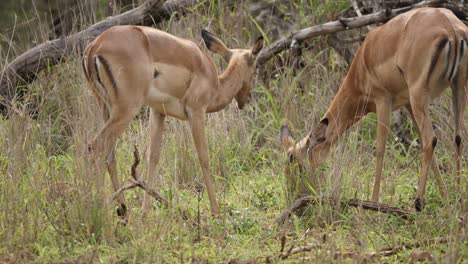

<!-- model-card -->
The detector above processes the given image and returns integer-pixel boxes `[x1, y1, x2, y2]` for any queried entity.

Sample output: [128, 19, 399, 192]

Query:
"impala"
[281, 8, 467, 211]
[82, 26, 264, 216]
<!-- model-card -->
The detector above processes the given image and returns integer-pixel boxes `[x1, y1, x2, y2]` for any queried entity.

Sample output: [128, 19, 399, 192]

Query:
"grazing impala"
[281, 8, 467, 211]
[82, 26, 263, 216]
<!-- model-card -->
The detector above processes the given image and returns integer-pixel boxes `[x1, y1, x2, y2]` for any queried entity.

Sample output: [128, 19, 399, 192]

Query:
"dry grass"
[0, 0, 466, 263]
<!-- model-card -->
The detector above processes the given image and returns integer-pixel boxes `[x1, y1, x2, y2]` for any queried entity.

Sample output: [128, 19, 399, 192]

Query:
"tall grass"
[0, 0, 466, 262]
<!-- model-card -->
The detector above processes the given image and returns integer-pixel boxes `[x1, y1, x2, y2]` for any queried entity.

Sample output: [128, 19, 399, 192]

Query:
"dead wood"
[280, 236, 448, 261]
[276, 196, 414, 224]
[346, 198, 413, 218]
[328, 34, 356, 66]
[0, 0, 196, 108]
[1, 0, 465, 109]
[256, 0, 466, 65]
[109, 146, 168, 206]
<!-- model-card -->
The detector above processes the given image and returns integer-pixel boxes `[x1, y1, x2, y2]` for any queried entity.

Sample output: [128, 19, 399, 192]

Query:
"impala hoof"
[116, 203, 128, 218]
[414, 197, 424, 211]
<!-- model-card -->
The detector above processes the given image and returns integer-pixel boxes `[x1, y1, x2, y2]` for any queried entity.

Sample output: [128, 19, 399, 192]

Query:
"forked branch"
[109, 146, 168, 206]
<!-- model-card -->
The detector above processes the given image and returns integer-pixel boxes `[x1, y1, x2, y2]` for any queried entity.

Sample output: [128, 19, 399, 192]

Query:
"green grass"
[0, 1, 467, 263]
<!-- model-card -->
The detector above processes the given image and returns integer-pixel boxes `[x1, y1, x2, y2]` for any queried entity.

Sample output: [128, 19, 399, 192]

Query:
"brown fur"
[281, 8, 467, 209]
[82, 26, 263, 216]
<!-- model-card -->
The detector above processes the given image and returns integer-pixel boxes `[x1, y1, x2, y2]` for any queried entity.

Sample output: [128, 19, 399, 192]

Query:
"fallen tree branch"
[109, 146, 168, 206]
[256, 0, 466, 65]
[0, 0, 196, 108]
[346, 198, 413, 218]
[276, 196, 414, 224]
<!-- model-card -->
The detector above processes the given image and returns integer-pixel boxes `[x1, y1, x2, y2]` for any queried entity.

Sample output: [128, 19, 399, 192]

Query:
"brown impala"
[82, 26, 263, 217]
[281, 7, 467, 211]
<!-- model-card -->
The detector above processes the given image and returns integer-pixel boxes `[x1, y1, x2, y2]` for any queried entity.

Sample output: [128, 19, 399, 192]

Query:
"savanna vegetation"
[0, 0, 466, 263]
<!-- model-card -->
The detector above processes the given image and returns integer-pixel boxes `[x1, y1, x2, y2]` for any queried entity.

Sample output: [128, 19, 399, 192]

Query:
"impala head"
[201, 29, 264, 109]
[280, 119, 329, 180]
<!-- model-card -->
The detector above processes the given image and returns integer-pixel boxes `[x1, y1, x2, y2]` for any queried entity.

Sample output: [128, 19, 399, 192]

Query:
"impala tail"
[427, 36, 466, 84]
[81, 51, 117, 110]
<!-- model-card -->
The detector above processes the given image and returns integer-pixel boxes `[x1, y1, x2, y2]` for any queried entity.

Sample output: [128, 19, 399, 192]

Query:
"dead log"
[276, 196, 414, 224]
[256, 0, 466, 65]
[346, 198, 414, 218]
[0, 0, 196, 108]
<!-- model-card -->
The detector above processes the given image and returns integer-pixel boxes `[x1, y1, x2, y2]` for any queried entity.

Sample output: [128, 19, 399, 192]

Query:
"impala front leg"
[143, 109, 166, 214]
[372, 99, 392, 202]
[188, 110, 220, 215]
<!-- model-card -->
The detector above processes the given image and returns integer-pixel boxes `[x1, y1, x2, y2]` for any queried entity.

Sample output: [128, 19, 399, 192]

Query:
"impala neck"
[207, 60, 243, 113]
[323, 69, 369, 144]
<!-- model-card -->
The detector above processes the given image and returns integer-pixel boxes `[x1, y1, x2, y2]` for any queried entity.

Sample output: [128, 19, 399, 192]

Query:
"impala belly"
[146, 63, 192, 120]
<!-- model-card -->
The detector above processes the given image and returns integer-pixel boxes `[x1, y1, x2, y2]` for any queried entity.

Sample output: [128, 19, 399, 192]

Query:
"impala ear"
[251, 36, 264, 56]
[308, 118, 328, 149]
[280, 125, 295, 150]
[201, 30, 232, 61]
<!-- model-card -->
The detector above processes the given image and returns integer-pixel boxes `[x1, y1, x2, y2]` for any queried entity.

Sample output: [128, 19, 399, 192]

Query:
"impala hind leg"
[106, 145, 128, 218]
[451, 73, 467, 190]
[89, 105, 141, 213]
[98, 106, 128, 218]
[410, 92, 436, 211]
[371, 99, 392, 202]
[188, 110, 219, 215]
[142, 109, 166, 214]
[405, 105, 446, 199]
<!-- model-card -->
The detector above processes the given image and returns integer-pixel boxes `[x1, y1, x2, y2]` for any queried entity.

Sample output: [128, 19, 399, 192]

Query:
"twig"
[280, 243, 319, 260]
[109, 146, 168, 206]
[352, 0, 364, 17]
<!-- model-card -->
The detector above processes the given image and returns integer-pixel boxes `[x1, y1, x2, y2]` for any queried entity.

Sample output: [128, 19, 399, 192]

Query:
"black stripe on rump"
[81, 56, 89, 80]
[427, 38, 449, 85]
[96, 55, 118, 96]
[447, 38, 459, 82]
[94, 57, 103, 87]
